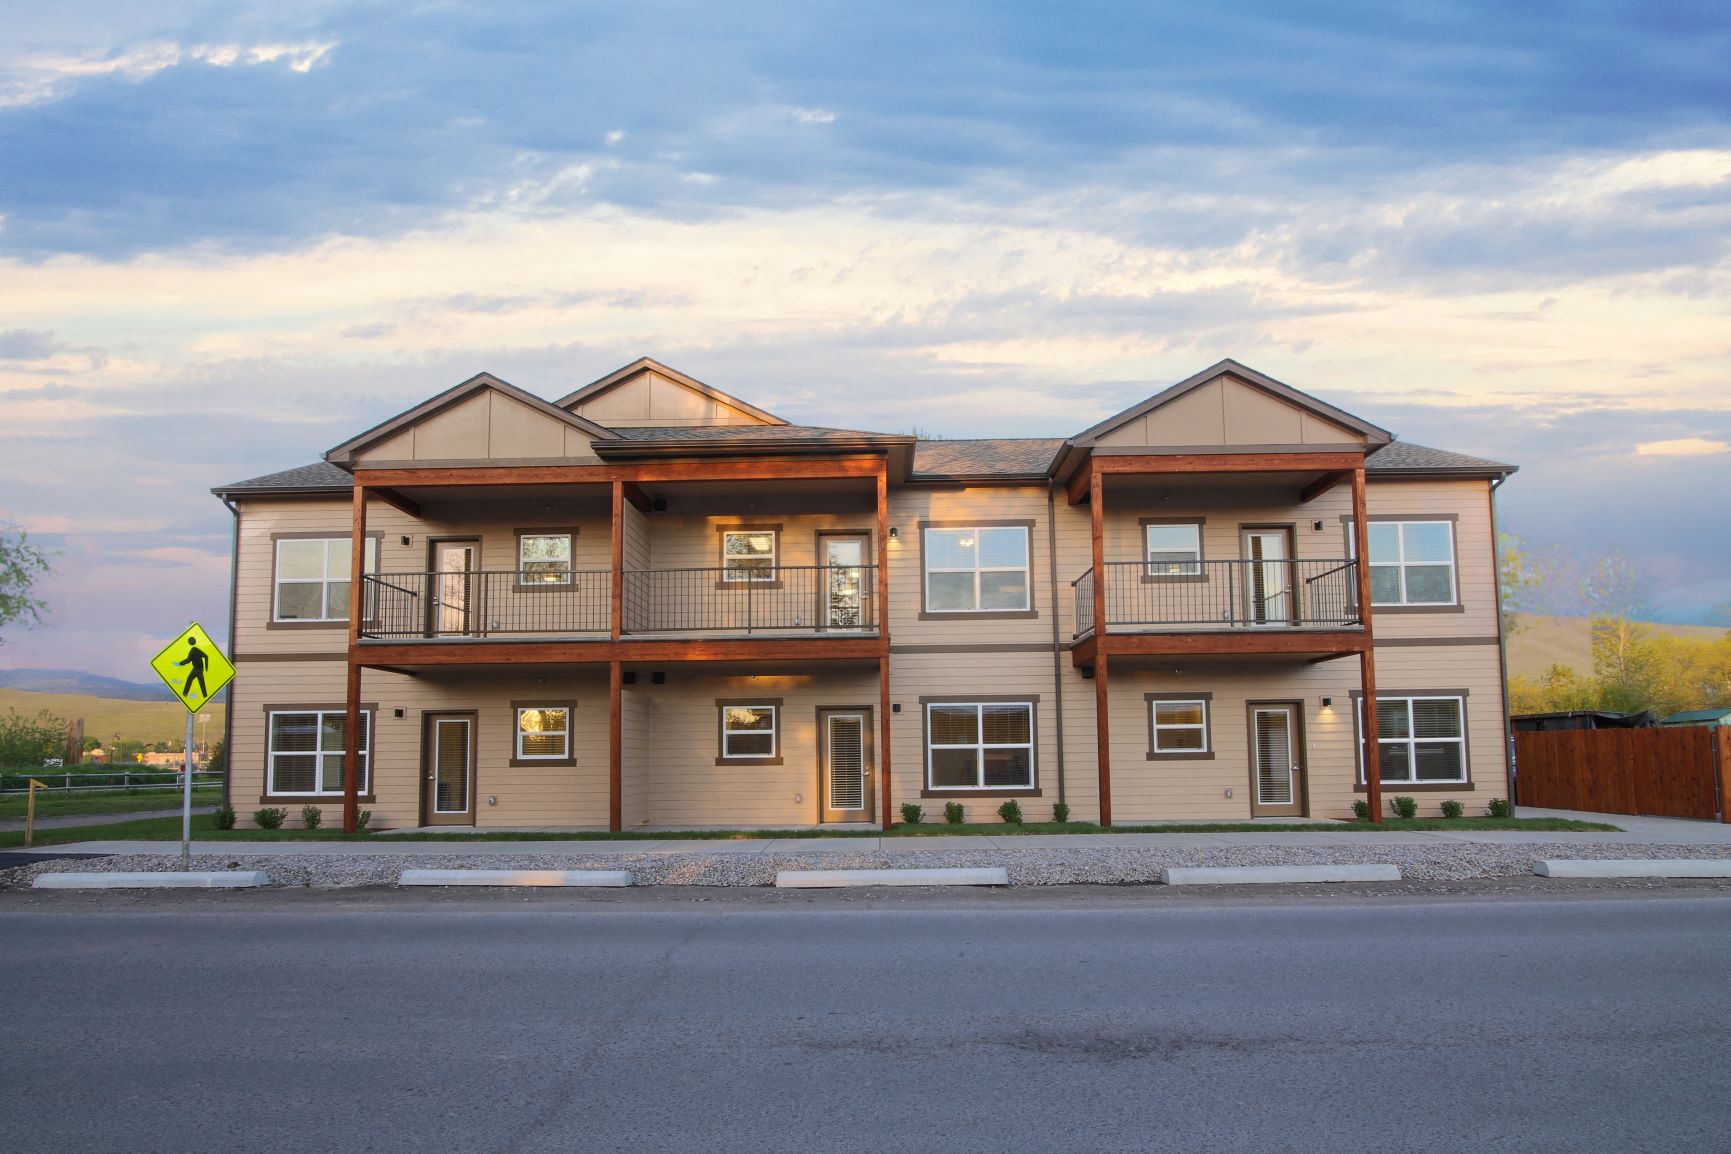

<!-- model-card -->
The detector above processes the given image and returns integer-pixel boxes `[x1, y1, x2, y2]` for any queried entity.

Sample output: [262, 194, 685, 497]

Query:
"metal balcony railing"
[362, 570, 612, 639]
[1072, 559, 1361, 637]
[622, 565, 876, 634]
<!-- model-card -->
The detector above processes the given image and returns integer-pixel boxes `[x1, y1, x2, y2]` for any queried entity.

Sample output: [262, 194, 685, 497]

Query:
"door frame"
[425, 536, 482, 637]
[813, 529, 874, 632]
[1245, 699, 1308, 817]
[816, 705, 875, 824]
[1238, 523, 1298, 627]
[420, 710, 479, 826]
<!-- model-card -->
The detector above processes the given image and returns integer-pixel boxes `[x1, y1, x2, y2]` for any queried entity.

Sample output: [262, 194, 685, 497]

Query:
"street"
[3, 888, 1729, 1153]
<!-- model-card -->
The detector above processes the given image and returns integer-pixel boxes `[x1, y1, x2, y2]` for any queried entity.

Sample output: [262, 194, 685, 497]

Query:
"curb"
[776, 867, 1010, 888]
[1533, 859, 1731, 879]
[33, 871, 270, 890]
[398, 869, 634, 887]
[1161, 864, 1402, 885]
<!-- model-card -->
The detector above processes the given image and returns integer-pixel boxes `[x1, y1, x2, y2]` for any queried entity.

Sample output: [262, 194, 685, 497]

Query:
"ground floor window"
[719, 703, 779, 760]
[1149, 696, 1210, 756]
[1359, 695, 1467, 783]
[514, 704, 572, 763]
[926, 702, 1035, 789]
[267, 710, 370, 795]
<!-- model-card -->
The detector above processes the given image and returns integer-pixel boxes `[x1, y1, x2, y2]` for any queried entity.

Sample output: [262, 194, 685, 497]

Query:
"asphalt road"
[3, 888, 1729, 1154]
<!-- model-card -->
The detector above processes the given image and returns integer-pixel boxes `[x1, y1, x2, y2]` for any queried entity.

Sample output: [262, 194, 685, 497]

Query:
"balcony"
[1072, 558, 1362, 642]
[360, 564, 878, 642]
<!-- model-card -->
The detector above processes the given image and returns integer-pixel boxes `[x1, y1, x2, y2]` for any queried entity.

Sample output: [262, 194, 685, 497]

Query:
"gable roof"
[910, 438, 1065, 481]
[324, 371, 618, 466]
[212, 460, 353, 498]
[555, 357, 788, 425]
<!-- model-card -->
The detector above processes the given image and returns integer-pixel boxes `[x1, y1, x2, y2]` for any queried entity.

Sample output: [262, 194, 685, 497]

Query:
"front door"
[1242, 529, 1295, 625]
[818, 533, 871, 630]
[1249, 704, 1306, 817]
[424, 713, 476, 826]
[428, 539, 479, 637]
[818, 708, 875, 824]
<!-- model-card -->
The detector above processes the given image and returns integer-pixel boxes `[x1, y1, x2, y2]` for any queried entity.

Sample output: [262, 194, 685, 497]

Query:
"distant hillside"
[0, 668, 172, 701]
[1508, 615, 1727, 680]
[0, 688, 227, 748]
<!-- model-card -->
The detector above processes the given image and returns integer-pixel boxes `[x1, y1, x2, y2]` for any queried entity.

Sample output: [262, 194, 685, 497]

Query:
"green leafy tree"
[0, 707, 70, 768]
[1581, 548, 1653, 693]
[1496, 532, 1546, 635]
[205, 738, 227, 776]
[0, 523, 51, 646]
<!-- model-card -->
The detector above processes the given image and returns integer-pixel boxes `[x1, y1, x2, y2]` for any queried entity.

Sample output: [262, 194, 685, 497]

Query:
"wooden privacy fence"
[1514, 727, 1731, 821]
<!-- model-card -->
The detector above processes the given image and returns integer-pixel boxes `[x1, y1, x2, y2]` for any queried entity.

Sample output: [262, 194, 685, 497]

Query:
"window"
[923, 526, 1031, 612]
[720, 704, 778, 759]
[1150, 698, 1209, 754]
[517, 532, 573, 586]
[267, 710, 369, 796]
[1144, 522, 1202, 577]
[722, 530, 777, 582]
[514, 706, 571, 760]
[1349, 520, 1456, 606]
[1359, 696, 1467, 784]
[926, 702, 1035, 790]
[273, 537, 377, 622]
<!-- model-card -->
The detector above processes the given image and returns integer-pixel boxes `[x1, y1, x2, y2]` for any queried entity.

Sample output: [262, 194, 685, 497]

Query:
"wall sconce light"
[888, 526, 898, 539]
[1311, 520, 1325, 532]
[1321, 697, 1333, 708]
[393, 707, 405, 719]
[400, 535, 412, 546]
[651, 671, 666, 685]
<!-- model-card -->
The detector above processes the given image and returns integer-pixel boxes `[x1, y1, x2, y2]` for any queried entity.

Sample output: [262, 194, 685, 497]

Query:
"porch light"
[888, 527, 898, 538]
[1321, 697, 1334, 709]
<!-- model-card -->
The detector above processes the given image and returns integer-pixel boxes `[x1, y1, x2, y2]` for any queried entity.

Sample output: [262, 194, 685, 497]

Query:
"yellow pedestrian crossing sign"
[150, 622, 236, 713]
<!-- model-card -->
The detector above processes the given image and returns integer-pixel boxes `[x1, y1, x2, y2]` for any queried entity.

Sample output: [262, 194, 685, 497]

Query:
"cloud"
[1636, 437, 1728, 456]
[790, 107, 836, 125]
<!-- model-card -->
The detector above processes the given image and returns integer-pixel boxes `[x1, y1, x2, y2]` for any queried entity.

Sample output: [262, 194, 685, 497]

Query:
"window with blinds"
[1359, 696, 1467, 783]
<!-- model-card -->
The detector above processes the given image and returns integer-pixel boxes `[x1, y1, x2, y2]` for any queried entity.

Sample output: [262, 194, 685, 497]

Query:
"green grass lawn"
[1, 814, 1618, 849]
[0, 786, 221, 822]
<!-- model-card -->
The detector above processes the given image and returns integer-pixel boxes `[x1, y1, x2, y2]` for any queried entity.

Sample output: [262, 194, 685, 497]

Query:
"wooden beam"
[610, 482, 624, 642]
[609, 660, 623, 833]
[358, 456, 887, 489]
[1099, 630, 1370, 658]
[343, 484, 367, 834]
[1351, 465, 1382, 823]
[875, 464, 889, 638]
[369, 486, 421, 518]
[350, 635, 889, 667]
[1094, 652, 1113, 828]
[1066, 460, 1094, 505]
[1299, 470, 1349, 504]
[1090, 467, 1111, 827]
[879, 656, 893, 832]
[1092, 451, 1365, 475]
[621, 482, 651, 514]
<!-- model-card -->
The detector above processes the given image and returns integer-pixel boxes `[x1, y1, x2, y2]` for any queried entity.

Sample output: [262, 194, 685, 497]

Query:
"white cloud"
[0, 38, 335, 108]
[604, 130, 626, 145]
[791, 106, 836, 125]
[1636, 437, 1729, 457]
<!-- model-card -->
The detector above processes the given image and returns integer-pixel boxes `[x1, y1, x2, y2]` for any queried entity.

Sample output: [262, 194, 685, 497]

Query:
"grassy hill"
[0, 688, 226, 748]
[1507, 615, 1727, 680]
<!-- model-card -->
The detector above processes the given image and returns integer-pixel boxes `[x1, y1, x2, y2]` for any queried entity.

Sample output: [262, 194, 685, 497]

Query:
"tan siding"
[1364, 479, 1500, 639]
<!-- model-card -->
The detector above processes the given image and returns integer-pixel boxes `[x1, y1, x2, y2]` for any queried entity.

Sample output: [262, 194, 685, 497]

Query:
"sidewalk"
[0, 806, 215, 834]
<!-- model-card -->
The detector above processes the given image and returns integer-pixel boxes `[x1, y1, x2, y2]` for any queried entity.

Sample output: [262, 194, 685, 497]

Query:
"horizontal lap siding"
[888, 486, 1060, 645]
[1366, 479, 1499, 640]
[1100, 487, 1353, 564]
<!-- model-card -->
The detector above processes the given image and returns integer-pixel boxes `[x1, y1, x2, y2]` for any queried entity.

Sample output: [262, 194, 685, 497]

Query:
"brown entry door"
[819, 709, 874, 824]
[428, 540, 479, 637]
[1249, 705, 1305, 817]
[424, 714, 476, 826]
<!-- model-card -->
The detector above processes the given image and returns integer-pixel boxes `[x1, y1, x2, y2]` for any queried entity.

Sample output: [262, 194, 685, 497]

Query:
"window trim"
[716, 524, 783, 588]
[1145, 692, 1215, 760]
[513, 528, 579, 591]
[917, 519, 1038, 620]
[509, 700, 576, 767]
[1352, 689, 1474, 791]
[715, 698, 783, 766]
[1341, 514, 1463, 614]
[267, 533, 382, 629]
[920, 697, 1040, 795]
[260, 703, 376, 801]
[1139, 518, 1207, 583]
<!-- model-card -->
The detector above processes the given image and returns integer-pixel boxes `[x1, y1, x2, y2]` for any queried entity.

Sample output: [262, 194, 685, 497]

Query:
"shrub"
[997, 799, 1023, 824]
[899, 802, 923, 826]
[1053, 802, 1070, 823]
[356, 809, 373, 831]
[1440, 799, 1464, 819]
[1351, 799, 1370, 820]
[300, 805, 323, 830]
[944, 801, 965, 825]
[252, 807, 287, 829]
[1390, 796, 1418, 819]
[1486, 798, 1511, 819]
[212, 806, 236, 830]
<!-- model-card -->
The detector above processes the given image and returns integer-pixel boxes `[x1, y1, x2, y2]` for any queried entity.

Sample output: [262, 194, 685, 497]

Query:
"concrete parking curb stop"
[1533, 859, 1731, 879]
[32, 871, 270, 890]
[776, 868, 1010, 888]
[398, 869, 634, 887]
[1161, 864, 1402, 885]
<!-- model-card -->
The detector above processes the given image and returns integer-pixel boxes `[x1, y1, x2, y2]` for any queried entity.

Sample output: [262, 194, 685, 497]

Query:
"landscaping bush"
[1053, 802, 1070, 823]
[252, 807, 287, 829]
[1351, 799, 1370, 820]
[212, 806, 236, 830]
[300, 805, 323, 830]
[997, 799, 1023, 824]
[1390, 795, 1418, 819]
[1440, 799, 1464, 819]
[1486, 798, 1511, 819]
[944, 801, 965, 825]
[356, 809, 373, 831]
[899, 802, 923, 826]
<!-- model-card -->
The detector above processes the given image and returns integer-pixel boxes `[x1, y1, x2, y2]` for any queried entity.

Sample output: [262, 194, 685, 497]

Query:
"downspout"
[1489, 475, 1516, 814]
[220, 496, 240, 811]
[1047, 479, 1066, 806]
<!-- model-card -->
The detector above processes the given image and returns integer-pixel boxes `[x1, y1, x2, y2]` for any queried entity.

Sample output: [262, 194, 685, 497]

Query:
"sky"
[1, 1, 1728, 679]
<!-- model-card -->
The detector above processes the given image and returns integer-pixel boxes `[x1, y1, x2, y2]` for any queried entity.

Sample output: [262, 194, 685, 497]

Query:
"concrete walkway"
[0, 806, 215, 834]
[17, 808, 1731, 857]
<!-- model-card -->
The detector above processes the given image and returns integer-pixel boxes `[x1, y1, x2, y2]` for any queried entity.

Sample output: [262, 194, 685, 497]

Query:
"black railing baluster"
[1071, 559, 1362, 637]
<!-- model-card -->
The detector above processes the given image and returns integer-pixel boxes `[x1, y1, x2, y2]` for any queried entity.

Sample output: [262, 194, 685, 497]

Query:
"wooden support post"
[609, 660, 623, 833]
[610, 481, 624, 642]
[1090, 465, 1112, 827]
[1350, 466, 1381, 823]
[876, 463, 893, 831]
[343, 484, 367, 834]
[875, 465, 889, 637]
[879, 656, 894, 832]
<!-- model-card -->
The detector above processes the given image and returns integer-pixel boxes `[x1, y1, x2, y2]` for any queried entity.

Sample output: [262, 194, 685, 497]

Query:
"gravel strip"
[7, 842, 1731, 889]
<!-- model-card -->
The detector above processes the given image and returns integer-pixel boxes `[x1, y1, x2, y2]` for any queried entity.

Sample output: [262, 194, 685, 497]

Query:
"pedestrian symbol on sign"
[149, 622, 236, 714]
[176, 635, 210, 701]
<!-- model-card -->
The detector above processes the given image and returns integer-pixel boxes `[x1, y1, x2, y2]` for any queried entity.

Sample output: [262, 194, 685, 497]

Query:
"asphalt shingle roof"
[910, 438, 1065, 479]
[608, 424, 900, 442]
[212, 461, 353, 495]
[1366, 441, 1513, 474]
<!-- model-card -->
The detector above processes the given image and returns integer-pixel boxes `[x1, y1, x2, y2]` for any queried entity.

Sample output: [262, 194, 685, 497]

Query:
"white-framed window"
[923, 526, 1031, 612]
[518, 533, 573, 586]
[267, 710, 370, 796]
[1349, 520, 1456, 606]
[273, 537, 378, 621]
[1359, 696, 1467, 784]
[722, 530, 778, 582]
[515, 706, 571, 760]
[720, 704, 778, 759]
[1151, 699, 1209, 753]
[926, 702, 1035, 789]
[1145, 523, 1202, 577]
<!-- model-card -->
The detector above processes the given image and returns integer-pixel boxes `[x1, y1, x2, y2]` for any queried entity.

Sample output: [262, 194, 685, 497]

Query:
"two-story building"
[213, 357, 1515, 830]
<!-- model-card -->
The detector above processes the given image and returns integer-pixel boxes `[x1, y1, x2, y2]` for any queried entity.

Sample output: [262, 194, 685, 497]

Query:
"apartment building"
[212, 357, 1515, 830]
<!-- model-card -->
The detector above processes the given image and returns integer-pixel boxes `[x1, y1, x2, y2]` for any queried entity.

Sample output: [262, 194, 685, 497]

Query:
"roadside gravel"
[7, 841, 1731, 889]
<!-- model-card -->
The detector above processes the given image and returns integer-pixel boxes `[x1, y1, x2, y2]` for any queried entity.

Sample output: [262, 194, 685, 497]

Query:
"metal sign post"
[148, 622, 236, 873]
[181, 708, 196, 871]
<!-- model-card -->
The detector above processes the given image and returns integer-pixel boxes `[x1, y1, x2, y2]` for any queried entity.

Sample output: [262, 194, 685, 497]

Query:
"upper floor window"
[924, 526, 1031, 613]
[1144, 521, 1203, 577]
[722, 529, 778, 582]
[273, 537, 378, 622]
[1350, 520, 1456, 606]
[518, 531, 574, 586]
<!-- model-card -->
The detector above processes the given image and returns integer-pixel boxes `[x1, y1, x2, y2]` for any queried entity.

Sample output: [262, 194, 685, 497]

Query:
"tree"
[205, 739, 227, 776]
[1496, 532, 1546, 635]
[1581, 548, 1653, 693]
[0, 707, 70, 768]
[0, 523, 51, 646]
